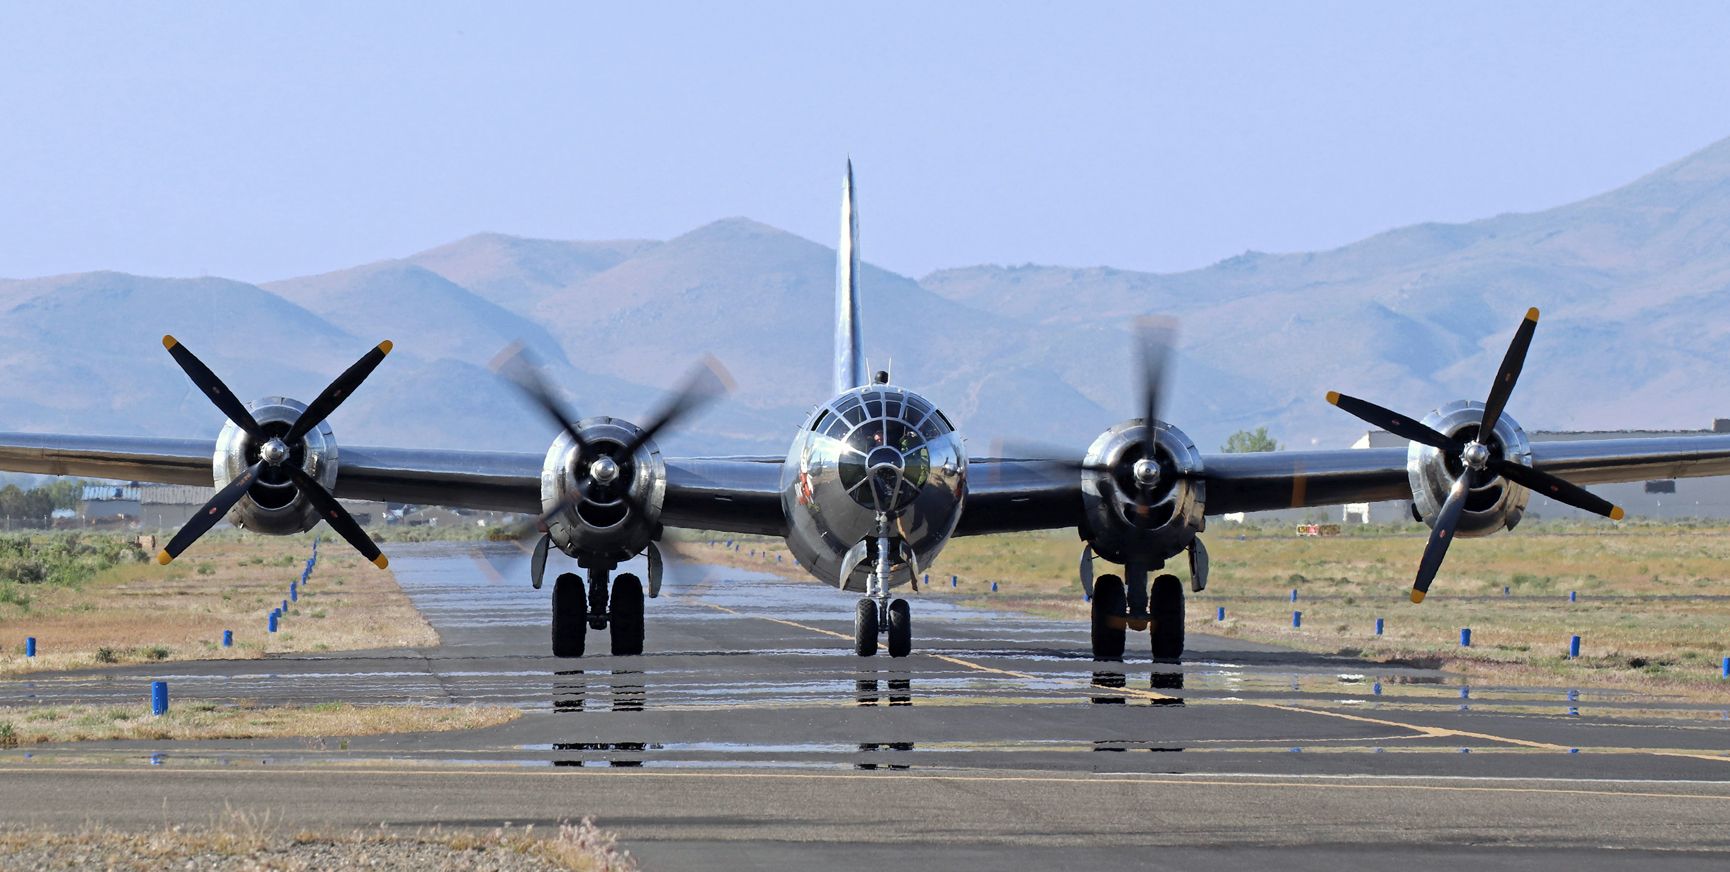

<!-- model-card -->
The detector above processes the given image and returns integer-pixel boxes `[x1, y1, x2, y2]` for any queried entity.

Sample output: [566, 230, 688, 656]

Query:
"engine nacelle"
[212, 396, 338, 536]
[1408, 400, 1533, 538]
[1079, 419, 1206, 566]
[540, 416, 665, 568]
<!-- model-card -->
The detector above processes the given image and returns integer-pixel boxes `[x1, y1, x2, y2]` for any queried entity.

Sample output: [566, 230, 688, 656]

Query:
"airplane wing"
[958, 434, 1730, 536]
[0, 432, 788, 535]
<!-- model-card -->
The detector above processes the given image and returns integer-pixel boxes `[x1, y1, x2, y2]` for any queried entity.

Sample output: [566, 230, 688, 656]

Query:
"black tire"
[610, 573, 645, 656]
[1150, 573, 1185, 662]
[854, 598, 879, 657]
[886, 599, 912, 658]
[552, 572, 588, 658]
[1091, 574, 1126, 662]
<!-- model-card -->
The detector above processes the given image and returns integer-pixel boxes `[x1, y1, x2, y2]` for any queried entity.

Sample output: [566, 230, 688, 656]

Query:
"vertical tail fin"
[834, 159, 864, 394]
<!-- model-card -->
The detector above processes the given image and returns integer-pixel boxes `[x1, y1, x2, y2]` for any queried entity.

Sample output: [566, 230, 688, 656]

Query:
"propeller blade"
[1326, 391, 1458, 452]
[492, 342, 587, 453]
[1479, 307, 1539, 436]
[1489, 458, 1623, 520]
[157, 460, 262, 564]
[1135, 316, 1177, 467]
[616, 355, 735, 459]
[162, 335, 264, 439]
[285, 464, 388, 569]
[1412, 467, 1476, 603]
[286, 340, 393, 444]
[989, 441, 1115, 475]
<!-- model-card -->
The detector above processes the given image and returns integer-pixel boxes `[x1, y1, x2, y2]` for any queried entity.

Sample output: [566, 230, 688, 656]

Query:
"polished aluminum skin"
[212, 396, 338, 536]
[781, 384, 966, 591]
[1407, 400, 1533, 537]
[541, 416, 666, 566]
[1079, 419, 1206, 565]
[833, 159, 864, 395]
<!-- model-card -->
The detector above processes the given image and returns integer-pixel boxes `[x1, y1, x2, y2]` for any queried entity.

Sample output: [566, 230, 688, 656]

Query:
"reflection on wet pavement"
[4, 542, 1728, 774]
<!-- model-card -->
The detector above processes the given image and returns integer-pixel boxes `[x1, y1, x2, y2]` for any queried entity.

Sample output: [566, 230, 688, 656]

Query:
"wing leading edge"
[960, 433, 1730, 534]
[0, 432, 788, 536]
[8, 431, 1730, 540]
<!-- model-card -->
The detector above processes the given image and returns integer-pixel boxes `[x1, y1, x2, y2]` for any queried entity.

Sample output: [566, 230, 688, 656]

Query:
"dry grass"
[0, 533, 437, 675]
[680, 524, 1730, 694]
[0, 701, 518, 745]
[0, 810, 636, 871]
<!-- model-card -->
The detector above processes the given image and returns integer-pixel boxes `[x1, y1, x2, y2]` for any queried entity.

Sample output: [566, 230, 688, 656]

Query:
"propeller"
[1326, 308, 1623, 603]
[493, 344, 734, 538]
[1002, 316, 1191, 529]
[156, 336, 393, 569]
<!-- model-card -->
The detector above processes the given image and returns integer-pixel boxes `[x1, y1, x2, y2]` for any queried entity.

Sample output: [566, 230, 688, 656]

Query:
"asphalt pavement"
[2, 541, 1728, 870]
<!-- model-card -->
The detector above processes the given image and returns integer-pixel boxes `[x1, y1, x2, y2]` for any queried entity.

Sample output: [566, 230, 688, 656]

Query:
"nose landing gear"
[853, 521, 914, 658]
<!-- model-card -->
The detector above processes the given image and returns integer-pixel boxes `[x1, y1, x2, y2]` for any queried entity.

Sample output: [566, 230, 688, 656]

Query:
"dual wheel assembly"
[551, 572, 645, 657]
[854, 597, 912, 658]
[1091, 573, 1184, 662]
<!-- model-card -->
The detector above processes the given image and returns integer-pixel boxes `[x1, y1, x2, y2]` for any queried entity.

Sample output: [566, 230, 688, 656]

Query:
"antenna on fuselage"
[834, 158, 865, 395]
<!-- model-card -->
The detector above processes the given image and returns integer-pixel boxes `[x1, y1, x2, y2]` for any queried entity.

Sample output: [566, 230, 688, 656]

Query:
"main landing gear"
[1090, 565, 1185, 663]
[552, 567, 646, 658]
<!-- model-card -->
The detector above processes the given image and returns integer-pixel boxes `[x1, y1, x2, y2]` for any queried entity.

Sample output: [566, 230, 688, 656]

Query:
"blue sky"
[2, 1, 1728, 282]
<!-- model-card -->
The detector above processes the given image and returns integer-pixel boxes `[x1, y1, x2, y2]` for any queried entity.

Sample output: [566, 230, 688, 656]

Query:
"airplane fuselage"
[780, 383, 967, 591]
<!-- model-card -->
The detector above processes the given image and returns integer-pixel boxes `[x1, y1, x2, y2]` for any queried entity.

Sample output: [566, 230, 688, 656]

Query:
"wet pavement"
[3, 541, 1730, 868]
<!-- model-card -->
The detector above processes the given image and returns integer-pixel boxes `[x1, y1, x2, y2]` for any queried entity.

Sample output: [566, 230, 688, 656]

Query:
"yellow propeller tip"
[156, 550, 173, 565]
[1325, 391, 1341, 405]
[1525, 307, 1540, 322]
[1410, 589, 1426, 604]
[161, 335, 178, 350]
[1610, 506, 1625, 521]
[378, 340, 394, 355]
[372, 554, 390, 569]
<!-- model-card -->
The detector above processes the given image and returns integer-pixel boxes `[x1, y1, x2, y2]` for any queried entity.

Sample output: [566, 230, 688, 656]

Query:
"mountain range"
[6, 135, 1730, 467]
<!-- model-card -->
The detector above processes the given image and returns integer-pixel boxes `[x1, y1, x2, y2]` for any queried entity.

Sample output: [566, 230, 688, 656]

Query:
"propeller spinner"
[1327, 308, 1623, 603]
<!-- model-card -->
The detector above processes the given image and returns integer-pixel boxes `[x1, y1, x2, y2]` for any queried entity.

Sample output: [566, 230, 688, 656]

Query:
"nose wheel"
[854, 597, 912, 658]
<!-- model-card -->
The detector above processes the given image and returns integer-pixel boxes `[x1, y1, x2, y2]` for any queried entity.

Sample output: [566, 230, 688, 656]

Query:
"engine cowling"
[212, 396, 339, 536]
[1407, 400, 1533, 537]
[540, 416, 665, 567]
[1079, 419, 1206, 566]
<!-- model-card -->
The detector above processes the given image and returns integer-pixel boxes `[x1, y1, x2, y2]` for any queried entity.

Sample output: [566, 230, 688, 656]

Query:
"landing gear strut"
[551, 565, 647, 658]
[852, 515, 913, 658]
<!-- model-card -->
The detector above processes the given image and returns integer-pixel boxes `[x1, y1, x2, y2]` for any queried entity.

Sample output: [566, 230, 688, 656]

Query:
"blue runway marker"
[1291, 611, 1301, 629]
[24, 637, 35, 658]
[1723, 657, 1729, 679]
[1216, 607, 1225, 622]
[1460, 627, 1472, 647]
[1375, 617, 1384, 636]
[990, 581, 998, 592]
[1290, 588, 1298, 603]
[1569, 635, 1581, 659]
[1569, 590, 1577, 602]
[151, 680, 168, 716]
[222, 630, 232, 648]
[268, 612, 279, 633]
[290, 582, 297, 602]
